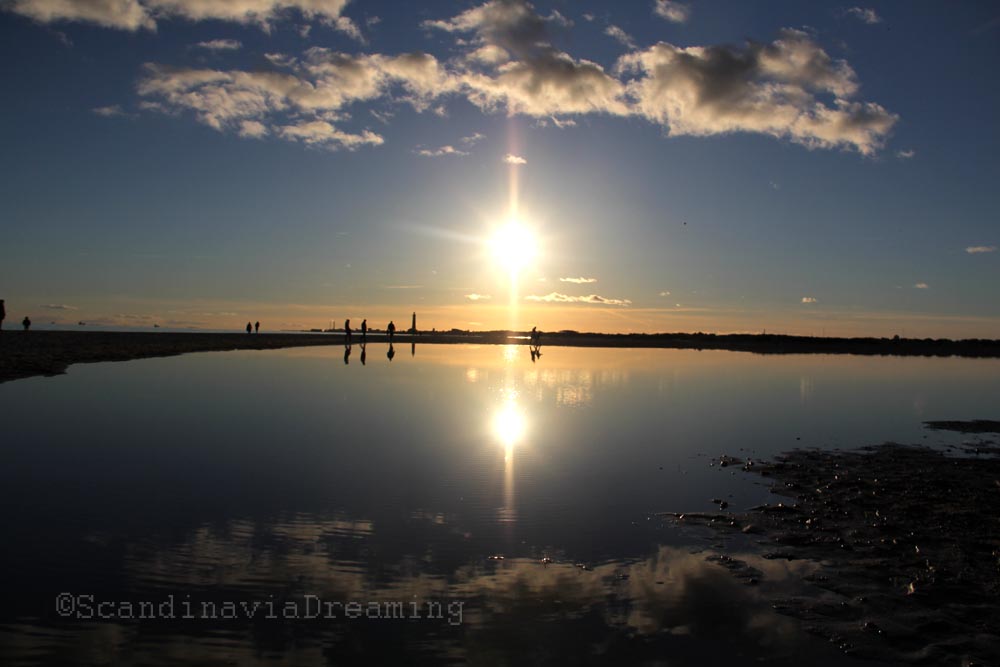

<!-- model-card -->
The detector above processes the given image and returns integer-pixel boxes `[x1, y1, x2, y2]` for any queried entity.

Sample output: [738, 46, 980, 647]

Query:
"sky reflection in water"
[1, 344, 997, 665]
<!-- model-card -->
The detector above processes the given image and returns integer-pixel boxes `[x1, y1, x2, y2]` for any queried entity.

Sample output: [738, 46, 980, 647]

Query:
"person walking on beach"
[0, 299, 5, 331]
[22, 316, 31, 331]
[387, 320, 395, 342]
[361, 319, 367, 343]
[255, 321, 260, 334]
[246, 322, 252, 334]
[344, 319, 352, 344]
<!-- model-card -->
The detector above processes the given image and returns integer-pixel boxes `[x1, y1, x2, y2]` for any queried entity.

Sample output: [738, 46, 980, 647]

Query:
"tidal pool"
[1, 344, 996, 665]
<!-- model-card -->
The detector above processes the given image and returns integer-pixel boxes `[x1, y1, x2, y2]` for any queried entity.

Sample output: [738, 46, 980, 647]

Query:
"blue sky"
[1, 0, 998, 336]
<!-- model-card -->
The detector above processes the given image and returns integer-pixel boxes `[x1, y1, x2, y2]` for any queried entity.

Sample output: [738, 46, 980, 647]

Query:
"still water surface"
[1, 344, 997, 665]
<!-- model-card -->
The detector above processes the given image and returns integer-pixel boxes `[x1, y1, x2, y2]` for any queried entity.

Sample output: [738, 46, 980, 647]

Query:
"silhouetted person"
[246, 322, 252, 334]
[387, 320, 396, 342]
[387, 342, 396, 362]
[345, 319, 352, 345]
[344, 344, 351, 365]
[531, 326, 537, 344]
[22, 316, 31, 331]
[361, 318, 367, 343]
[0, 299, 5, 331]
[255, 321, 260, 333]
[360, 343, 367, 365]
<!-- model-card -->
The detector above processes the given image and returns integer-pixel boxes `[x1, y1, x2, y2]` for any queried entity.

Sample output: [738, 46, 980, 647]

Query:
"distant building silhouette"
[410, 312, 417, 334]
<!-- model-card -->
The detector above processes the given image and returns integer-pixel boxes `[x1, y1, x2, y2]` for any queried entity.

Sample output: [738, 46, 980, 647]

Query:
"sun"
[489, 219, 537, 274]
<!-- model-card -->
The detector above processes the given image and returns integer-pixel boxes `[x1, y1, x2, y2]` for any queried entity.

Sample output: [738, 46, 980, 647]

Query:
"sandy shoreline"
[666, 428, 1000, 665]
[1, 329, 1000, 384]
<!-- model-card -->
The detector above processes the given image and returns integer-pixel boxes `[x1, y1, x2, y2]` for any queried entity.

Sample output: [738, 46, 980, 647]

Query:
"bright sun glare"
[489, 219, 537, 274]
[493, 399, 526, 449]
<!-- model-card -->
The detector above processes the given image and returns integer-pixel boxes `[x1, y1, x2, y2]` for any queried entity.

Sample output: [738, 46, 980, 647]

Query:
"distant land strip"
[2, 330, 1000, 384]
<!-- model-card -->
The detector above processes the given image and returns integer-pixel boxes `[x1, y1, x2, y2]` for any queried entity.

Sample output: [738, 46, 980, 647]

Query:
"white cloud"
[425, 0, 630, 118]
[461, 132, 486, 145]
[415, 144, 468, 157]
[278, 120, 383, 150]
[605, 25, 636, 50]
[653, 0, 690, 24]
[4, 0, 359, 34]
[6, 0, 155, 30]
[846, 7, 881, 25]
[114, 0, 895, 156]
[560, 276, 597, 284]
[659, 290, 671, 296]
[465, 293, 492, 301]
[896, 149, 916, 159]
[238, 119, 268, 137]
[617, 28, 897, 155]
[195, 39, 242, 51]
[92, 104, 126, 117]
[526, 292, 631, 306]
[914, 282, 929, 289]
[42, 303, 79, 310]
[966, 245, 997, 254]
[503, 153, 527, 164]
[801, 296, 818, 303]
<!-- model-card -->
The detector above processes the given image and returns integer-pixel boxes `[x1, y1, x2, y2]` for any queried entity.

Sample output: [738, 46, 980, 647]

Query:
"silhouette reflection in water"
[387, 342, 396, 362]
[411, 341, 415, 357]
[343, 344, 351, 365]
[360, 343, 367, 366]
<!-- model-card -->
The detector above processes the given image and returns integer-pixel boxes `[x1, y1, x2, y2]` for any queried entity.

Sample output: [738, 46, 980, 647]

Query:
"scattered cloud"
[465, 293, 492, 301]
[914, 282, 929, 289]
[415, 144, 469, 157]
[896, 148, 916, 159]
[503, 153, 527, 165]
[3, 0, 359, 35]
[605, 25, 636, 50]
[461, 132, 486, 145]
[617, 28, 897, 155]
[966, 245, 997, 254]
[424, 0, 630, 118]
[92, 104, 127, 117]
[526, 292, 632, 306]
[659, 290, 671, 296]
[194, 39, 242, 51]
[653, 0, 690, 24]
[801, 296, 818, 303]
[75, 0, 895, 156]
[278, 120, 383, 151]
[845, 7, 881, 25]
[560, 276, 597, 284]
[238, 119, 268, 138]
[42, 303, 79, 310]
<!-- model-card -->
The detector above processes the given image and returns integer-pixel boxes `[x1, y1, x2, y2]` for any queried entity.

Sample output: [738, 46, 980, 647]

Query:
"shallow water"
[1, 344, 997, 665]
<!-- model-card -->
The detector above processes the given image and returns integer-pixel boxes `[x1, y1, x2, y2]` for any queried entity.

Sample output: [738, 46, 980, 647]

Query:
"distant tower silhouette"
[410, 312, 417, 334]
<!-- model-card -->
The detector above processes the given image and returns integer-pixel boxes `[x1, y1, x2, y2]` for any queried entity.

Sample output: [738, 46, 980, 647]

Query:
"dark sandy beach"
[665, 423, 1000, 665]
[2, 329, 1000, 384]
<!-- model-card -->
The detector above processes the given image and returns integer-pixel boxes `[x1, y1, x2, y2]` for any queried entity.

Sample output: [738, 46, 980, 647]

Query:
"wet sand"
[665, 423, 1000, 665]
[2, 329, 999, 384]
